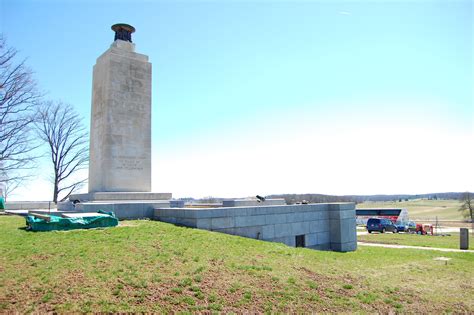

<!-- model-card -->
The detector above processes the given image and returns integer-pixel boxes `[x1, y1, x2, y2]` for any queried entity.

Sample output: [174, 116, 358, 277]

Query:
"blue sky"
[1, 0, 473, 200]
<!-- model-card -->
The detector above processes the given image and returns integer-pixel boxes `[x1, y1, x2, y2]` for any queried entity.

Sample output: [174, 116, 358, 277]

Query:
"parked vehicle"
[406, 221, 417, 233]
[396, 221, 416, 233]
[367, 218, 398, 233]
[415, 223, 433, 235]
[395, 223, 407, 232]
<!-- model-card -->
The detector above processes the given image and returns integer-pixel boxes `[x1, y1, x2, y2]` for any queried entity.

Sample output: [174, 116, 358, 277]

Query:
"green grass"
[358, 232, 474, 250]
[0, 216, 473, 312]
[357, 199, 465, 220]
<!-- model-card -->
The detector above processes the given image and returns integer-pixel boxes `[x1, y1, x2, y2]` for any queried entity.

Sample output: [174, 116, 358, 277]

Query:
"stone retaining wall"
[4, 201, 55, 210]
[76, 201, 170, 219]
[155, 203, 357, 252]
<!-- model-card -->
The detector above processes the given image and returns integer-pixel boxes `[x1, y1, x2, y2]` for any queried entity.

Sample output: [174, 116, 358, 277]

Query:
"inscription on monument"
[114, 155, 145, 170]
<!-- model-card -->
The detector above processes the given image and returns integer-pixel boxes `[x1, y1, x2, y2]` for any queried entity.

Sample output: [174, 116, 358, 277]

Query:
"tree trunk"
[53, 177, 59, 204]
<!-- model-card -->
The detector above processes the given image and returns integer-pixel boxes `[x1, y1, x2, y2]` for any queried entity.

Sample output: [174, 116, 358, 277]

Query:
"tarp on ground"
[26, 210, 118, 231]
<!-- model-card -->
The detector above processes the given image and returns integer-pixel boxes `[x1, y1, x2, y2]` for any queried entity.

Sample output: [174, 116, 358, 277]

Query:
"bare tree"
[459, 192, 473, 222]
[0, 36, 41, 198]
[3, 177, 24, 202]
[36, 101, 88, 203]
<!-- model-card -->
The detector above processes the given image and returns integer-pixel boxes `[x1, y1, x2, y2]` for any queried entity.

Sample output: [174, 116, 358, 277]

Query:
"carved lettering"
[113, 155, 145, 170]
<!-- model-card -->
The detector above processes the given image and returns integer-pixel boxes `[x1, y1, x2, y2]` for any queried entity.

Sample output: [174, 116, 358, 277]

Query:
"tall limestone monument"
[89, 24, 151, 192]
[69, 24, 171, 215]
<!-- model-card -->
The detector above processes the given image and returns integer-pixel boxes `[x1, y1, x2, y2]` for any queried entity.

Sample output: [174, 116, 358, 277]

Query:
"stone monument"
[68, 24, 171, 215]
[89, 23, 151, 192]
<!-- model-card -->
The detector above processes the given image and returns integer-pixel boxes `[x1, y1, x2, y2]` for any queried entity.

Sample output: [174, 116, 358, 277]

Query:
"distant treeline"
[265, 192, 465, 205]
[184, 192, 465, 204]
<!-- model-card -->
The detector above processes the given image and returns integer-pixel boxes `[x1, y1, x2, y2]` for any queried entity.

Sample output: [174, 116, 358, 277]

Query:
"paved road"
[358, 242, 474, 253]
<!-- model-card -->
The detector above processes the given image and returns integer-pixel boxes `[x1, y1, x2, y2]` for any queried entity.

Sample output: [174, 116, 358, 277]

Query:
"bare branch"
[35, 100, 89, 203]
[0, 35, 41, 196]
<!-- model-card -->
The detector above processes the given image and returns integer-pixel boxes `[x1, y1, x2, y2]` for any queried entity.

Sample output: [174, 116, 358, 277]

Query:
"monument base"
[75, 200, 171, 220]
[69, 192, 172, 202]
[58, 192, 173, 219]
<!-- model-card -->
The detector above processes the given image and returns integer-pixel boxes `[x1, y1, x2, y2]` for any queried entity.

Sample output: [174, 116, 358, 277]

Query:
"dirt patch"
[31, 254, 53, 261]
[118, 221, 142, 228]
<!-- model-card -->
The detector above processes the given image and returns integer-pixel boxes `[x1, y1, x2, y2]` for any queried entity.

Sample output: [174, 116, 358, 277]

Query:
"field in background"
[357, 199, 464, 221]
[1, 216, 473, 312]
[358, 232, 473, 250]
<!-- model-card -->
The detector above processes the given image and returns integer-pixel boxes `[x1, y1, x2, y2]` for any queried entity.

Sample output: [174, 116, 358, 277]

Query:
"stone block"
[273, 223, 293, 238]
[170, 200, 185, 208]
[319, 210, 329, 220]
[211, 217, 235, 229]
[328, 209, 356, 220]
[327, 203, 355, 211]
[175, 218, 196, 227]
[310, 203, 328, 211]
[159, 217, 177, 224]
[234, 226, 262, 239]
[330, 242, 357, 252]
[216, 208, 236, 217]
[317, 231, 330, 245]
[154, 208, 168, 217]
[262, 206, 294, 214]
[81, 202, 115, 213]
[265, 214, 287, 225]
[291, 221, 310, 235]
[303, 211, 320, 221]
[150, 201, 171, 209]
[309, 220, 329, 232]
[235, 215, 266, 227]
[305, 233, 318, 246]
[5, 201, 56, 210]
[142, 207, 156, 218]
[329, 218, 356, 243]
[247, 207, 266, 216]
[286, 212, 305, 223]
[58, 201, 76, 211]
[295, 205, 317, 213]
[262, 225, 275, 239]
[71, 192, 172, 202]
[232, 208, 249, 216]
[196, 218, 212, 229]
[180, 209, 196, 218]
[114, 203, 145, 219]
[222, 199, 285, 207]
[193, 209, 223, 219]
[165, 209, 184, 218]
[176, 210, 188, 218]
[282, 205, 297, 213]
[308, 243, 331, 251]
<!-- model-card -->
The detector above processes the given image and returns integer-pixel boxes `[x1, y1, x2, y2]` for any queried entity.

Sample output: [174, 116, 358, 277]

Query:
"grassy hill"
[357, 199, 464, 220]
[0, 216, 473, 312]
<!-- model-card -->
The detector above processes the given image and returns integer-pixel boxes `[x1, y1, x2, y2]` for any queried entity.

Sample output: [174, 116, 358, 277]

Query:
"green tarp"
[0, 197, 4, 210]
[26, 210, 118, 231]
